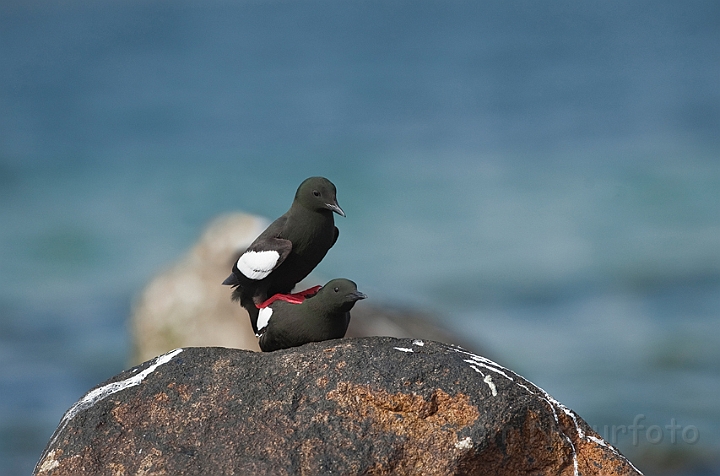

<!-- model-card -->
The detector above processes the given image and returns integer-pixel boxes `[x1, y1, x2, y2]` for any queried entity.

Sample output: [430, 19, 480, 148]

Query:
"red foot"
[257, 285, 322, 308]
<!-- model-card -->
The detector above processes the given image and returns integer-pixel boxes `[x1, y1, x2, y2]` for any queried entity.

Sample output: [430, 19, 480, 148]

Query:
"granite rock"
[36, 337, 642, 476]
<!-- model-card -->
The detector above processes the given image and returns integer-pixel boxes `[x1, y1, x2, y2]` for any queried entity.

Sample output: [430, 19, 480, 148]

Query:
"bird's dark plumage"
[256, 278, 366, 352]
[223, 177, 344, 333]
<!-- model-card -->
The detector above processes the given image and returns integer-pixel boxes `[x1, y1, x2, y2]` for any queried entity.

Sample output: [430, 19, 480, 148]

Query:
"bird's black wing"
[233, 214, 293, 280]
[233, 237, 292, 282]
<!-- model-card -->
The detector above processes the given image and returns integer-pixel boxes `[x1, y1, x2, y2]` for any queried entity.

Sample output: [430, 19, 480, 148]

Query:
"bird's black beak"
[348, 291, 367, 301]
[326, 201, 345, 217]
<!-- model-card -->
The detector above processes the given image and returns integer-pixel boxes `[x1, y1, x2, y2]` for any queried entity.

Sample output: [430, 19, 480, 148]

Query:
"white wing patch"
[256, 307, 273, 336]
[237, 250, 280, 280]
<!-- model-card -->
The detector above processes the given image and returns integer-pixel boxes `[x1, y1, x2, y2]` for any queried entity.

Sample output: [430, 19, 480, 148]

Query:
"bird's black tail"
[222, 273, 240, 286]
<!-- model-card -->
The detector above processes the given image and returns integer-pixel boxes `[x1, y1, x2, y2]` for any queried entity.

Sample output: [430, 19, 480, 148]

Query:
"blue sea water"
[1, 1, 719, 474]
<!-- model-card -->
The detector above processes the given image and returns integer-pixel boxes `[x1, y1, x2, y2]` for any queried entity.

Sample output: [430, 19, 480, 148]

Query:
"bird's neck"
[304, 295, 352, 317]
[290, 201, 331, 216]
[287, 203, 333, 230]
[303, 294, 332, 315]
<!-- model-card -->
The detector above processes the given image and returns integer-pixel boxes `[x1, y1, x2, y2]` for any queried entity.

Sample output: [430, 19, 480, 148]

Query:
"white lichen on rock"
[483, 375, 498, 396]
[448, 345, 644, 476]
[454, 437, 473, 450]
[46, 348, 183, 450]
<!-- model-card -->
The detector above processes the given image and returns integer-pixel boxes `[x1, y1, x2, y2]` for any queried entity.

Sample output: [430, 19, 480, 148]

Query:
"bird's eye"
[313, 190, 320, 197]
[333, 287, 339, 292]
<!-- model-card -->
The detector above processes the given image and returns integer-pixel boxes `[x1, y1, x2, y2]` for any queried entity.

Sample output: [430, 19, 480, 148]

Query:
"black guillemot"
[256, 278, 366, 352]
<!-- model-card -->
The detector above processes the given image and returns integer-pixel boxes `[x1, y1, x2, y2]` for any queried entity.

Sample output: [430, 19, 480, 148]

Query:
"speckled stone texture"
[35, 337, 642, 476]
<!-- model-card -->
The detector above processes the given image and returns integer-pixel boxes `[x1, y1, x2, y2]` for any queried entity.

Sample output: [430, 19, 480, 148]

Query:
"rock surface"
[131, 213, 475, 364]
[36, 337, 642, 476]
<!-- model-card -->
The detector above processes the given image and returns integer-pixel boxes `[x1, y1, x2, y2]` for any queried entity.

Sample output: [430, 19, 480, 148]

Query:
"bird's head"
[316, 278, 367, 312]
[295, 176, 345, 217]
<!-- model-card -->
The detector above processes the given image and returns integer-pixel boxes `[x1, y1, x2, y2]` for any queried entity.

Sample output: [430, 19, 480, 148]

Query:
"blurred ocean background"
[1, 1, 719, 474]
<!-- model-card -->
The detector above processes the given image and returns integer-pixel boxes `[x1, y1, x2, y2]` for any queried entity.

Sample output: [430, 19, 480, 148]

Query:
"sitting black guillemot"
[256, 278, 366, 352]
